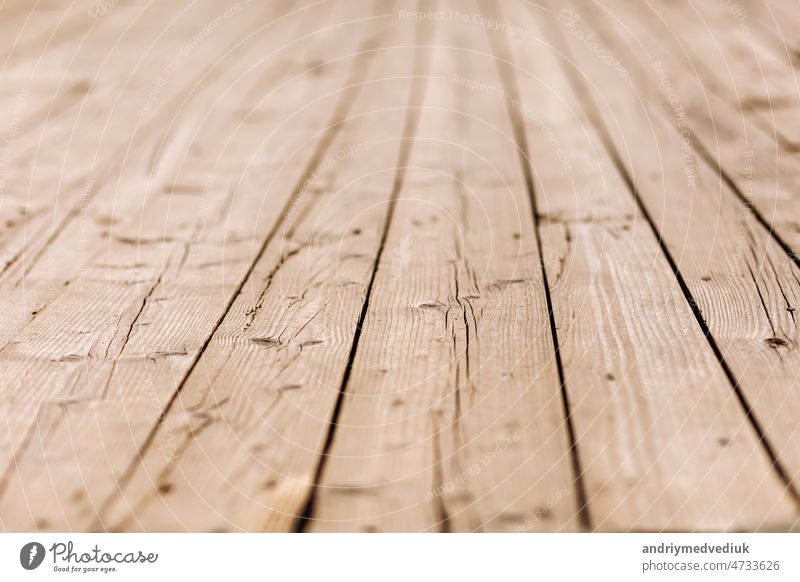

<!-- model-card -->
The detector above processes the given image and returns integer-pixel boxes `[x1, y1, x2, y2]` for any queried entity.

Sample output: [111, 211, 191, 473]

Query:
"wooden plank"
[501, 0, 797, 531]
[0, 1, 292, 287]
[0, 3, 90, 70]
[0, 1, 237, 136]
[737, 0, 800, 55]
[0, 1, 318, 468]
[535, 0, 800, 517]
[583, 0, 800, 257]
[1, 0, 798, 534]
[634, 0, 800, 152]
[306, 1, 579, 533]
[0, 1, 313, 352]
[95, 7, 421, 533]
[0, 2, 389, 531]
[0, 2, 205, 246]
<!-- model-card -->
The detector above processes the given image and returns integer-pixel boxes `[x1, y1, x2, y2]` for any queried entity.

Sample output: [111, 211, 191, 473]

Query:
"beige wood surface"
[309, 0, 578, 533]
[101, 7, 423, 533]
[0, 0, 799, 532]
[498, 0, 797, 531]
[547, 0, 800, 502]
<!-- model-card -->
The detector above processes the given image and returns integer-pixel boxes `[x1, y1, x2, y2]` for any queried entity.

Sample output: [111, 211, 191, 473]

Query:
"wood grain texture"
[547, 0, 800, 500]
[0, 0, 799, 532]
[100, 10, 423, 533]
[0, 0, 393, 531]
[309, 0, 578, 533]
[498, 0, 797, 531]
[584, 0, 800, 254]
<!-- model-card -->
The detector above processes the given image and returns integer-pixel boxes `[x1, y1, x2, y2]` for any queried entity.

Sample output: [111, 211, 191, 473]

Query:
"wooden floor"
[1, 0, 799, 533]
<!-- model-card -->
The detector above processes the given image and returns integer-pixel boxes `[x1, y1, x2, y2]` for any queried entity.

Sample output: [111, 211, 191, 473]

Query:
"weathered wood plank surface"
[545, 0, 800, 515]
[309, 1, 578, 533]
[0, 0, 799, 532]
[501, 0, 796, 531]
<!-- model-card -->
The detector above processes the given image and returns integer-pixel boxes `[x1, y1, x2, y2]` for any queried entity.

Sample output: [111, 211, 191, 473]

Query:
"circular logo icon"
[20, 542, 46, 570]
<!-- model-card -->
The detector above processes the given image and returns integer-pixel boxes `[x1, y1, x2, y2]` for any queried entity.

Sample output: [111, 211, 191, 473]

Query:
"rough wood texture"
[0, 0, 799, 532]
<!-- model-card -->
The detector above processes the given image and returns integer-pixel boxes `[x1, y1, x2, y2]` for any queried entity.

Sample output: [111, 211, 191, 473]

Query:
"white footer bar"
[1, 533, 797, 581]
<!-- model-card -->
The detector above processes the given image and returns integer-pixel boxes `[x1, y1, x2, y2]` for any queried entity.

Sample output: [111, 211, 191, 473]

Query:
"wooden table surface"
[1, 0, 799, 532]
